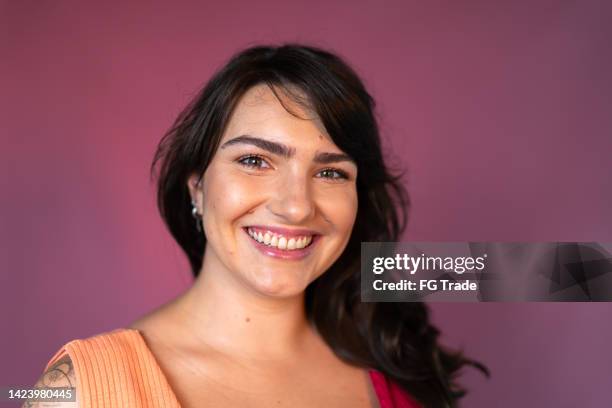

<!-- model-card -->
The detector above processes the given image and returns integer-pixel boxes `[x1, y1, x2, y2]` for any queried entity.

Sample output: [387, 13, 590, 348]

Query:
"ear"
[187, 172, 204, 207]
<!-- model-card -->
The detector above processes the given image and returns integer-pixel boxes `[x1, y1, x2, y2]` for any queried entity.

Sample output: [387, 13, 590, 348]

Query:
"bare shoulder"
[22, 354, 78, 408]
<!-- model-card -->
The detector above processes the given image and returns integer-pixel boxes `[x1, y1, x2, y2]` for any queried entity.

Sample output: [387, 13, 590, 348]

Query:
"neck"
[173, 251, 316, 360]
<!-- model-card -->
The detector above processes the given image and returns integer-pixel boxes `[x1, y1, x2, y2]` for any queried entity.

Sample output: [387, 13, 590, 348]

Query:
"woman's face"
[188, 84, 358, 298]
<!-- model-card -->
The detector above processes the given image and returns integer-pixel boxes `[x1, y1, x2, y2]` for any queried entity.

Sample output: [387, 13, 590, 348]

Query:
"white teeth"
[287, 238, 296, 250]
[247, 228, 314, 251]
[296, 238, 305, 249]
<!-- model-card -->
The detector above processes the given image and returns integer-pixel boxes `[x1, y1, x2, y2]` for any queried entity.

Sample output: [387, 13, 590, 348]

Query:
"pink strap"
[369, 370, 421, 408]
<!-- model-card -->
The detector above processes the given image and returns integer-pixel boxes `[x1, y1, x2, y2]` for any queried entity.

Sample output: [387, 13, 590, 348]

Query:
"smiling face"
[187, 84, 358, 298]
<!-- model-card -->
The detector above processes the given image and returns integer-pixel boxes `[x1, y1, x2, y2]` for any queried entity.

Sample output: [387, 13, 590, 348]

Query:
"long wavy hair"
[151, 43, 488, 407]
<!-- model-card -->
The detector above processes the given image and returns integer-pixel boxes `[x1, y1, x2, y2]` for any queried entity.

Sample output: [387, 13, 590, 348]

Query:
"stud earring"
[191, 199, 202, 233]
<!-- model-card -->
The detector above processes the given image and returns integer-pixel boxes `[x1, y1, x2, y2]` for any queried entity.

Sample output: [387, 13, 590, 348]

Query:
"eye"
[237, 154, 271, 169]
[317, 168, 349, 181]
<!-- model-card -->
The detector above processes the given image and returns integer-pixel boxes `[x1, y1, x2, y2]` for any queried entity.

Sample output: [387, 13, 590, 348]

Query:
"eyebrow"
[220, 135, 356, 165]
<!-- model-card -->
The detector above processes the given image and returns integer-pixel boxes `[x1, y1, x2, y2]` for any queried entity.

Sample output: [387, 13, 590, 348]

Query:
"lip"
[242, 227, 320, 260]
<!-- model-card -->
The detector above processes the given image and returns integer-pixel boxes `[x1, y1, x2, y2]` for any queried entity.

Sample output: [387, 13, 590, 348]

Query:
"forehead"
[221, 84, 335, 147]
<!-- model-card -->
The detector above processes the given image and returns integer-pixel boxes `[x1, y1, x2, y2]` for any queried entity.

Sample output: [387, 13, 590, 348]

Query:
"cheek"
[318, 187, 358, 233]
[204, 169, 264, 218]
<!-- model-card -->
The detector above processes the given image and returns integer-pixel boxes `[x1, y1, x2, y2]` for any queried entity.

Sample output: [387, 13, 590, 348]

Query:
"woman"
[31, 44, 487, 408]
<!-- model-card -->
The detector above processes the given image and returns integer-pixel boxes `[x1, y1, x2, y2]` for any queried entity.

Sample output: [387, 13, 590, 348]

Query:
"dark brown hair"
[151, 43, 488, 407]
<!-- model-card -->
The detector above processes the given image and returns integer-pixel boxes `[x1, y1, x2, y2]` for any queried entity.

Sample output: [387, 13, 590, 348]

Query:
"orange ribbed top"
[44, 328, 181, 407]
[44, 328, 420, 408]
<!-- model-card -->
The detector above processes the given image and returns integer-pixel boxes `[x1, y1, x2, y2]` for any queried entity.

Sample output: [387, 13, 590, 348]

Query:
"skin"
[32, 83, 378, 408]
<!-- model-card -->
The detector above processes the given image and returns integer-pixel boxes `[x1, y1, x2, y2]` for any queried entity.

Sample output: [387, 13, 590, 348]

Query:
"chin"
[246, 270, 309, 298]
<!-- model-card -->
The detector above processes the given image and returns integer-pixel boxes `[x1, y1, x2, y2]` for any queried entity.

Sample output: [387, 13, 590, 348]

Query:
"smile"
[246, 227, 314, 250]
[243, 226, 320, 260]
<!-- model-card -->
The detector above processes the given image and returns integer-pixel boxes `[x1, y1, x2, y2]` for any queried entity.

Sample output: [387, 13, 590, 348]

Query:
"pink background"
[2, 1, 611, 407]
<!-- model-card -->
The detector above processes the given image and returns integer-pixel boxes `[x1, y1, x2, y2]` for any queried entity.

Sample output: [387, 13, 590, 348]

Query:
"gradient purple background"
[2, 1, 611, 407]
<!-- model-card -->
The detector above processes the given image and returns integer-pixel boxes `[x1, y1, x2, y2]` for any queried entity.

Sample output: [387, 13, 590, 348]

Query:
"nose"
[266, 171, 315, 224]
